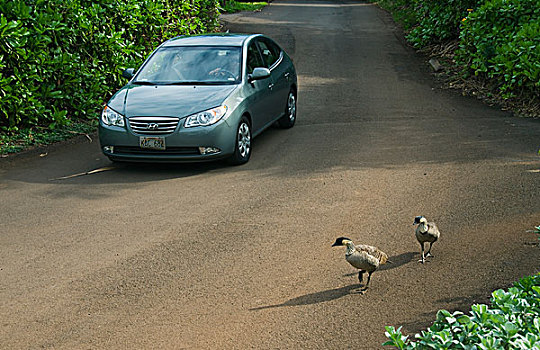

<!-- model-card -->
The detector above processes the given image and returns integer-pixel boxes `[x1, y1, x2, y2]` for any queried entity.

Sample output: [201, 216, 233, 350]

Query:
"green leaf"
[504, 322, 519, 336]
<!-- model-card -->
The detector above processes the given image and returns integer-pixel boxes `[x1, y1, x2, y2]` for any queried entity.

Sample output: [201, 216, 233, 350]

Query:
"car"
[98, 33, 297, 164]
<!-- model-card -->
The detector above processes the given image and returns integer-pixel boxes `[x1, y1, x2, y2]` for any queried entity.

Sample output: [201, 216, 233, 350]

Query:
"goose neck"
[345, 242, 356, 256]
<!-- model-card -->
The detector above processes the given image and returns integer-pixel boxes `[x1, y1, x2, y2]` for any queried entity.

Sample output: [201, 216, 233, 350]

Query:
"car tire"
[228, 116, 252, 165]
[277, 90, 296, 129]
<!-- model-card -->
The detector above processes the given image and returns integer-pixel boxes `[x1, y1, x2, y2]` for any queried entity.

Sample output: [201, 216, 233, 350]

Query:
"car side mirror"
[122, 68, 135, 79]
[248, 67, 271, 82]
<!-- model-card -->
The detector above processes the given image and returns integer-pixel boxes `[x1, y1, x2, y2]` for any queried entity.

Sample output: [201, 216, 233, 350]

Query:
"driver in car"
[208, 52, 238, 80]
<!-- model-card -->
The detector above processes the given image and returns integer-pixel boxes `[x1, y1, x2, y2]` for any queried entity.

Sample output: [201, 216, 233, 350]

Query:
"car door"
[245, 40, 275, 134]
[257, 38, 289, 123]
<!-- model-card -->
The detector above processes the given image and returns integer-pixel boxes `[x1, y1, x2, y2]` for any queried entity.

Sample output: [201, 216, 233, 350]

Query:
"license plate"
[139, 136, 165, 150]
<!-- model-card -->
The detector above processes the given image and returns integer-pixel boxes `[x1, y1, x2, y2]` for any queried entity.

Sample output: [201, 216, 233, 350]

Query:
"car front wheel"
[228, 117, 252, 165]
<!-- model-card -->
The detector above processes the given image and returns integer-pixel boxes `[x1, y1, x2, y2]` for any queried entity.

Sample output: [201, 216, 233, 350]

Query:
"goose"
[332, 237, 388, 292]
[413, 216, 440, 263]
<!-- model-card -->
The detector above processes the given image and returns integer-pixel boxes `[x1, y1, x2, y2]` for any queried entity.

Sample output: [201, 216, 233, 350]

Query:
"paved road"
[1, 0, 539, 348]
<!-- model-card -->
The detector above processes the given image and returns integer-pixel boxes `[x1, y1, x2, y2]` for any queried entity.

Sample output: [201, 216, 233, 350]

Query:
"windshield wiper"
[164, 81, 235, 86]
[132, 81, 157, 85]
[163, 81, 203, 85]
[132, 80, 234, 86]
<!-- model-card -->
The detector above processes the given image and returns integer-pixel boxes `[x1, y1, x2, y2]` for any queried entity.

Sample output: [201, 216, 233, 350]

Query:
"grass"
[0, 121, 97, 156]
[221, 1, 267, 13]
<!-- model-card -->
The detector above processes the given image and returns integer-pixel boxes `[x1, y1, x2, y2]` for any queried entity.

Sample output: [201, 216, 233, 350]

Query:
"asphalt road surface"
[1, 0, 539, 348]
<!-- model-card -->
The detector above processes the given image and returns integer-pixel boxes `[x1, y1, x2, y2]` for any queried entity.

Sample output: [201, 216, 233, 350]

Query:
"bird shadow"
[342, 251, 417, 277]
[249, 284, 363, 311]
[380, 251, 417, 271]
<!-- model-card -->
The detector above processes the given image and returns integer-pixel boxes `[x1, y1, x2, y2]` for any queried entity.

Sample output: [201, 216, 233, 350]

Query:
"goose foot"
[353, 288, 367, 295]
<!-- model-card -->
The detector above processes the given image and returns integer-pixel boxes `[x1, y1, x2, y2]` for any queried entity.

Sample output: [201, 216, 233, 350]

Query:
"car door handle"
[284, 72, 290, 78]
[268, 83, 274, 89]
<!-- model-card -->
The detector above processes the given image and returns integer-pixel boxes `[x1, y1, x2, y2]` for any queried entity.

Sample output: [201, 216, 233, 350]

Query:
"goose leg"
[365, 271, 373, 287]
[358, 270, 365, 283]
[418, 242, 425, 263]
[358, 272, 373, 294]
[426, 242, 434, 258]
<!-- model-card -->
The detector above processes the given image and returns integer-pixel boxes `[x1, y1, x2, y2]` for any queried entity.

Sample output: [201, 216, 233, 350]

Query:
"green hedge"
[457, 0, 540, 98]
[374, 0, 539, 102]
[374, 0, 482, 47]
[384, 273, 540, 349]
[0, 0, 219, 131]
[406, 0, 482, 48]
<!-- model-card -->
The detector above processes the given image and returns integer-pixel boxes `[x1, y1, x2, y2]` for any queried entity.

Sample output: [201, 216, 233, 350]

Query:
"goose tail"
[379, 251, 389, 265]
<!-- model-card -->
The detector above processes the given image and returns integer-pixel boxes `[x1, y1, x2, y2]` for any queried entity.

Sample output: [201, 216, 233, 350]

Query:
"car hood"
[108, 84, 238, 118]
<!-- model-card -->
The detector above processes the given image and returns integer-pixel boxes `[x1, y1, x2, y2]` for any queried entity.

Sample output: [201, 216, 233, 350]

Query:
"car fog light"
[198, 147, 220, 155]
[103, 146, 114, 153]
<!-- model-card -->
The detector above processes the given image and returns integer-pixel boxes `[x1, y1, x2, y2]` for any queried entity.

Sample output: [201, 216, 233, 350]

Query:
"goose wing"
[427, 222, 441, 240]
[355, 244, 388, 265]
[428, 222, 440, 234]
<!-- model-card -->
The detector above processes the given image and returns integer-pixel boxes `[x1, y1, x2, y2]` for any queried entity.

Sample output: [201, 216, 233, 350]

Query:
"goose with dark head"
[332, 236, 388, 293]
[413, 216, 440, 263]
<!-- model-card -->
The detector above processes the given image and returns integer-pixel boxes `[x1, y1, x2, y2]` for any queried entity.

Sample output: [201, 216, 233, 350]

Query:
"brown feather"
[355, 244, 388, 265]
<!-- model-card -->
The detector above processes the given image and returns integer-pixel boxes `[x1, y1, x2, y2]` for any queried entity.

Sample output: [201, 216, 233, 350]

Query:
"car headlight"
[101, 106, 125, 127]
[184, 106, 228, 128]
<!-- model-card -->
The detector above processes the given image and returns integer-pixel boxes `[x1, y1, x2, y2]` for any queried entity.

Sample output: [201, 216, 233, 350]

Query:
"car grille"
[128, 116, 180, 135]
[114, 146, 200, 155]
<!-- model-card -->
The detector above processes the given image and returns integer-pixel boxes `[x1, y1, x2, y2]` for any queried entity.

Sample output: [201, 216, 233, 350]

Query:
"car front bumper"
[98, 119, 237, 162]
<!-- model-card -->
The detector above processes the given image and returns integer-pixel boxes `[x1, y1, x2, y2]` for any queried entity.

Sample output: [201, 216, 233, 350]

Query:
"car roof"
[162, 33, 258, 47]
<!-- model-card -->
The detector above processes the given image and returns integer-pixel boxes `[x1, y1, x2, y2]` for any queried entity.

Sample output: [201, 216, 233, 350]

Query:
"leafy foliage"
[374, 0, 482, 47]
[406, 0, 483, 48]
[373, 0, 539, 103]
[0, 0, 219, 132]
[383, 273, 540, 349]
[457, 0, 540, 98]
[221, 1, 267, 14]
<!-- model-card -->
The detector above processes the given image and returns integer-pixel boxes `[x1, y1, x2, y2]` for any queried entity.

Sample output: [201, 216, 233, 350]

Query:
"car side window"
[257, 39, 281, 68]
[246, 42, 265, 74]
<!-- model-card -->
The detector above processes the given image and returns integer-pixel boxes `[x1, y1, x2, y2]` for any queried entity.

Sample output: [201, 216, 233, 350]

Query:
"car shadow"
[0, 129, 283, 186]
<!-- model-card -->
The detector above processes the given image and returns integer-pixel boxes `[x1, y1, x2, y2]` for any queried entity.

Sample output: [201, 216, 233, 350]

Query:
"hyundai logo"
[146, 123, 159, 130]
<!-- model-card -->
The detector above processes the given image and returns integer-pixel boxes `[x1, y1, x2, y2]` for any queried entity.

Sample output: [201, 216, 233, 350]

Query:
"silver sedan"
[99, 33, 297, 164]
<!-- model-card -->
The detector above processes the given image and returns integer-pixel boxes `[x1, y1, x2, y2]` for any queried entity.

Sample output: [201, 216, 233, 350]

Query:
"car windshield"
[133, 46, 241, 85]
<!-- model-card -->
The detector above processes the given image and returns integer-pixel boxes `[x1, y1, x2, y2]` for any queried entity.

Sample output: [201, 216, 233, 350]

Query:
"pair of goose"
[332, 216, 440, 293]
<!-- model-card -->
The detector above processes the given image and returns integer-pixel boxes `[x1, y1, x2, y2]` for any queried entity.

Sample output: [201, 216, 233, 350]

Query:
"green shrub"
[0, 0, 219, 132]
[374, 0, 420, 32]
[406, 0, 482, 47]
[457, 0, 540, 98]
[373, 0, 539, 102]
[221, 1, 267, 14]
[374, 0, 482, 47]
[383, 273, 540, 349]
